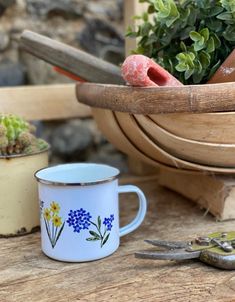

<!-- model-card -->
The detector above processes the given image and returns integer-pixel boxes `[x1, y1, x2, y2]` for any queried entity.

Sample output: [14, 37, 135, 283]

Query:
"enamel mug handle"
[118, 185, 147, 237]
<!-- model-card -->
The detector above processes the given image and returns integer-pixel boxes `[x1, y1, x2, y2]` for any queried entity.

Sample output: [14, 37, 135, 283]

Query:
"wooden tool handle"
[20, 30, 125, 85]
[76, 82, 235, 114]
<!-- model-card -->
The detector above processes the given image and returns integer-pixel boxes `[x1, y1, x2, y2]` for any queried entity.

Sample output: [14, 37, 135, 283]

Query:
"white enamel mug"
[35, 163, 147, 262]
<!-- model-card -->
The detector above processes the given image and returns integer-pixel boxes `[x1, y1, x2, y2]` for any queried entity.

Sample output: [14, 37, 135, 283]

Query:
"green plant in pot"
[0, 114, 49, 237]
[127, 0, 235, 84]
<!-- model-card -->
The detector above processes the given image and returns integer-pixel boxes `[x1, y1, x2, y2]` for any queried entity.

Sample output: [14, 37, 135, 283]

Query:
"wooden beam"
[20, 31, 124, 85]
[0, 84, 91, 121]
[158, 168, 235, 221]
[124, 0, 149, 55]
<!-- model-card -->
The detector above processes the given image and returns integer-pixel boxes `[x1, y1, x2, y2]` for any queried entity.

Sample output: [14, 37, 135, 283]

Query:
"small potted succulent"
[127, 0, 235, 84]
[0, 114, 49, 236]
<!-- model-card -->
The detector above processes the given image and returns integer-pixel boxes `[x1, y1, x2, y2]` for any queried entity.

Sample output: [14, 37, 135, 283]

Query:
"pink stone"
[121, 54, 182, 87]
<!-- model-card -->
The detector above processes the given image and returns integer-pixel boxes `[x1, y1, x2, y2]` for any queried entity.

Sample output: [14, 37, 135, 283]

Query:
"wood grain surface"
[150, 112, 235, 144]
[135, 115, 235, 168]
[92, 108, 235, 174]
[1, 180, 235, 302]
[20, 31, 124, 85]
[76, 82, 235, 114]
[0, 84, 91, 121]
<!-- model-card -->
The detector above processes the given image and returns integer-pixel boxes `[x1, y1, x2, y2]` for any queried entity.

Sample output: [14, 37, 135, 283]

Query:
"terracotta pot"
[0, 149, 49, 237]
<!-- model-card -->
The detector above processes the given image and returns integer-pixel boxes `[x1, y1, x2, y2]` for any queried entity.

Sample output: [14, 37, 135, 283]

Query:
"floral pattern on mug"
[67, 208, 92, 232]
[39, 200, 44, 214]
[42, 201, 65, 248]
[66, 208, 114, 248]
[87, 214, 114, 247]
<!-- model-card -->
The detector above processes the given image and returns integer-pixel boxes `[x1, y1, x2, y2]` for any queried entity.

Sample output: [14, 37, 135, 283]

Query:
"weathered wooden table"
[1, 179, 235, 302]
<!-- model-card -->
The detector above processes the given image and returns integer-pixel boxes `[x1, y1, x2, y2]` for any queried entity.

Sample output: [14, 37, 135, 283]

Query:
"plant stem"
[44, 219, 53, 248]
[53, 227, 58, 248]
[89, 220, 104, 247]
[52, 222, 54, 247]
[101, 229, 108, 247]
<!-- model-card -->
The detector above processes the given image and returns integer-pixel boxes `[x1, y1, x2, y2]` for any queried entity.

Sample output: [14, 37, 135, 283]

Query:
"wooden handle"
[20, 30, 124, 85]
[76, 82, 235, 114]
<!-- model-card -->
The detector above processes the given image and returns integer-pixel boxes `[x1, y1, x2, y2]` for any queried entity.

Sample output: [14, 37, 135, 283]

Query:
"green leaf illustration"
[86, 237, 100, 241]
[97, 216, 101, 230]
[53, 222, 65, 248]
[44, 218, 52, 245]
[89, 230, 100, 239]
[102, 233, 110, 247]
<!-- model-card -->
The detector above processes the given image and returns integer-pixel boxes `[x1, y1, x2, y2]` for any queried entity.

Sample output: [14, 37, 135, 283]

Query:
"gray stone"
[0, 0, 15, 16]
[50, 120, 93, 160]
[26, 0, 85, 18]
[0, 31, 9, 52]
[86, 0, 123, 21]
[82, 119, 106, 146]
[100, 45, 125, 66]
[0, 0, 15, 6]
[0, 60, 26, 86]
[87, 143, 128, 174]
[40, 118, 127, 171]
[78, 18, 124, 64]
[20, 52, 73, 85]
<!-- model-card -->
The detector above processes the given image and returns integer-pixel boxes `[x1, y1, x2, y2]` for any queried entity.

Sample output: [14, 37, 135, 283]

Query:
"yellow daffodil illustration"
[50, 201, 60, 213]
[43, 208, 51, 221]
[42, 201, 65, 248]
[52, 215, 62, 227]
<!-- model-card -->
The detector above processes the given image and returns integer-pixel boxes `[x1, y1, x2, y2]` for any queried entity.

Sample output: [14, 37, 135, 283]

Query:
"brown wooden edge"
[76, 82, 235, 114]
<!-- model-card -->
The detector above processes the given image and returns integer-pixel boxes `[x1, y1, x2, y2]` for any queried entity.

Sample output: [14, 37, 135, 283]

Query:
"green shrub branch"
[127, 0, 235, 84]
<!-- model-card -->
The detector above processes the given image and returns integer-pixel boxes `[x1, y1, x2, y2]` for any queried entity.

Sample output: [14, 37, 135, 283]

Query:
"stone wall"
[0, 0, 128, 172]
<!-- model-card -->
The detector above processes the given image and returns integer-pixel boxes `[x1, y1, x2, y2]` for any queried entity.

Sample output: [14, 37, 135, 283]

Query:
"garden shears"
[135, 232, 235, 270]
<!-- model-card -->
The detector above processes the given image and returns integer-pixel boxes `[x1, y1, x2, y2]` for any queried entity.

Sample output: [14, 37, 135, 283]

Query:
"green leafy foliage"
[127, 0, 235, 84]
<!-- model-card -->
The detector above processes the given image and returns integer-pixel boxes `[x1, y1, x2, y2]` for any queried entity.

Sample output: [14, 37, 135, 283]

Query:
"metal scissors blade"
[144, 239, 189, 249]
[135, 249, 200, 260]
[135, 239, 200, 260]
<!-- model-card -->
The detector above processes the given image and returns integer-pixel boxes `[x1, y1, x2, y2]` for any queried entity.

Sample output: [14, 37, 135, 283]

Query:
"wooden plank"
[0, 181, 235, 301]
[124, 0, 149, 55]
[127, 157, 159, 176]
[0, 84, 91, 121]
[20, 30, 124, 85]
[157, 168, 235, 220]
[76, 82, 235, 114]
